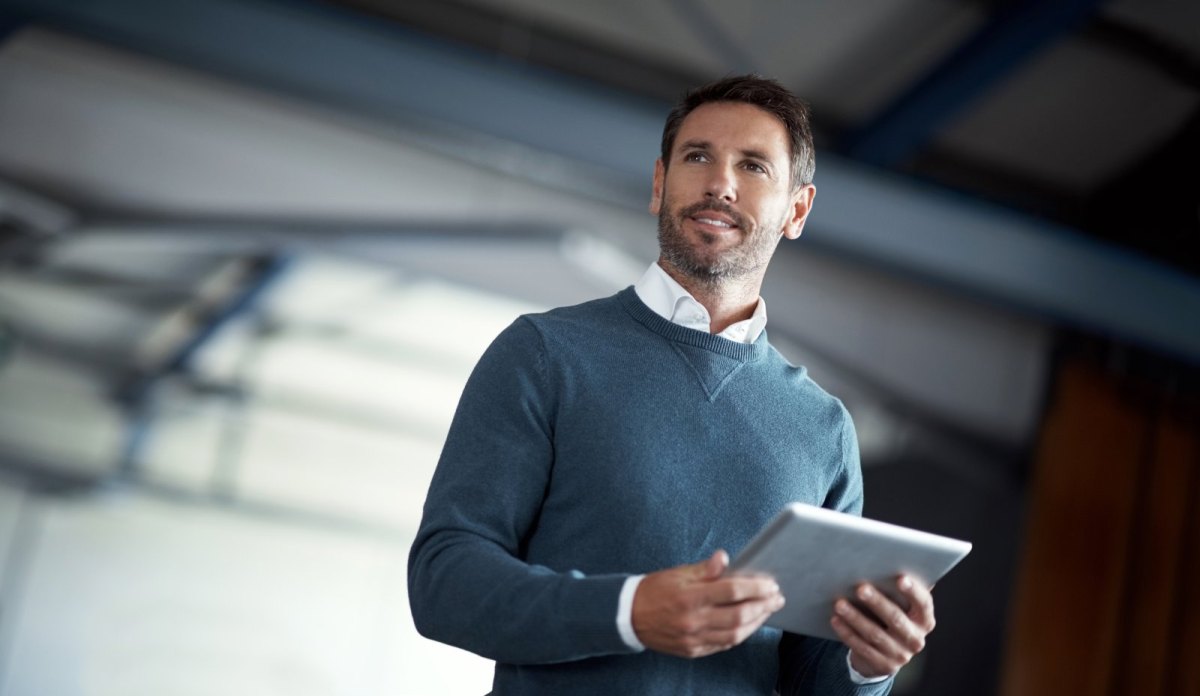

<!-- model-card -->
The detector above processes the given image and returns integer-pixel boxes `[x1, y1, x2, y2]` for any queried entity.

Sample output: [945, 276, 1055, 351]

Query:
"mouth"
[691, 214, 738, 230]
[684, 205, 743, 232]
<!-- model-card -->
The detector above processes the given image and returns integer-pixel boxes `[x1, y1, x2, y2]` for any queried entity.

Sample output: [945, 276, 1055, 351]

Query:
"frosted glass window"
[0, 493, 493, 696]
[236, 407, 442, 529]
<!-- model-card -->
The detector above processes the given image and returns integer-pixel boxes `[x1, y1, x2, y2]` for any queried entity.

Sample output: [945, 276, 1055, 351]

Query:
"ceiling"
[0, 0, 1196, 494]
[349, 0, 1200, 276]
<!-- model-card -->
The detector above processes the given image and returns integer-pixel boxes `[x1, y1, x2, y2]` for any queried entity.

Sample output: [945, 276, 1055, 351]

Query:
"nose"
[704, 162, 736, 203]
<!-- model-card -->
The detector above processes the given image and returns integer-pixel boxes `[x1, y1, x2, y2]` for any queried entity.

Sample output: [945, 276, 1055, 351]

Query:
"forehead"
[673, 102, 791, 161]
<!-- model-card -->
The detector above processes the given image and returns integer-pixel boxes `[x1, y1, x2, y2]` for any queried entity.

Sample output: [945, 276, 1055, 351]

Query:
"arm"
[407, 318, 632, 664]
[777, 405, 896, 695]
[819, 410, 937, 682]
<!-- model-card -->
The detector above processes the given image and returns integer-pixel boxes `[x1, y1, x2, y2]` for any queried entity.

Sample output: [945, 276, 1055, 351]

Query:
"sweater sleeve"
[407, 317, 635, 664]
[777, 404, 895, 695]
[824, 403, 864, 516]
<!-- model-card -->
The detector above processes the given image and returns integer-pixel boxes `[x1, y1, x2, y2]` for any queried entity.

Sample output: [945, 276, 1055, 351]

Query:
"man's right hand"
[632, 549, 785, 658]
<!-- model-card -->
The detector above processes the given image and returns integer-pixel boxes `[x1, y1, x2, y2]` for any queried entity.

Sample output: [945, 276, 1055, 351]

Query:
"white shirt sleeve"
[616, 575, 646, 651]
[845, 650, 891, 684]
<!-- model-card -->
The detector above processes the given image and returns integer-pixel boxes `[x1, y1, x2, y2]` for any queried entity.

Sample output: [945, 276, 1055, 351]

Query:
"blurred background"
[0, 0, 1197, 694]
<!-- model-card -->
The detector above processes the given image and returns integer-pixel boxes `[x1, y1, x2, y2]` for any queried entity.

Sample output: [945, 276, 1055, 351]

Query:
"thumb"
[696, 549, 729, 580]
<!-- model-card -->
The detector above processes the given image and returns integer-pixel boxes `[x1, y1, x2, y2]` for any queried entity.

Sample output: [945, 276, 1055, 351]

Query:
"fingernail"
[836, 600, 851, 615]
[900, 576, 912, 590]
[858, 586, 872, 600]
[769, 583, 780, 595]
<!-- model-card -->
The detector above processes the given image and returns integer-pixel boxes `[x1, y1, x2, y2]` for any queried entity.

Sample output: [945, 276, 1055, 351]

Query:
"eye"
[683, 151, 709, 163]
[743, 161, 768, 175]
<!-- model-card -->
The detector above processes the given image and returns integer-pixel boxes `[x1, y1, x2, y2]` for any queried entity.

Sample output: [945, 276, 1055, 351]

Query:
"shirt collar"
[633, 262, 767, 344]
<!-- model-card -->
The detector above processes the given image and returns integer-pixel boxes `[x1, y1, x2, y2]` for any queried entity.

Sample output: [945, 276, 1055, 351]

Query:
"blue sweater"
[409, 287, 893, 695]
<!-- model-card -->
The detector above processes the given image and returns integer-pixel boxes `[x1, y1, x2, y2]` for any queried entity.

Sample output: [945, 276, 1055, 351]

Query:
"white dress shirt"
[616, 263, 886, 685]
[633, 262, 768, 343]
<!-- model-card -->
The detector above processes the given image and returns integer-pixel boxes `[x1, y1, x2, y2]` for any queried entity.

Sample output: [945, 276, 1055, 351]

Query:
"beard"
[657, 198, 782, 287]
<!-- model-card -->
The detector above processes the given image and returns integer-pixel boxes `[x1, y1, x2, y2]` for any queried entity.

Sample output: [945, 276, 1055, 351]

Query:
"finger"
[897, 575, 936, 631]
[703, 576, 781, 605]
[830, 615, 895, 678]
[670, 611, 769, 660]
[853, 584, 923, 652]
[700, 605, 776, 649]
[704, 550, 730, 578]
[833, 599, 908, 662]
[703, 595, 785, 630]
[690, 550, 729, 581]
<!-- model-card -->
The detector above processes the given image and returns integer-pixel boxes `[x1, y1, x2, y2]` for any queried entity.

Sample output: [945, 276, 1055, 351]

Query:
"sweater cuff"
[616, 575, 646, 651]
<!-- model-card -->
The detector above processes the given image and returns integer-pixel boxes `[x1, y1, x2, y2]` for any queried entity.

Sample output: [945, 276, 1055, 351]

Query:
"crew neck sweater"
[408, 287, 892, 695]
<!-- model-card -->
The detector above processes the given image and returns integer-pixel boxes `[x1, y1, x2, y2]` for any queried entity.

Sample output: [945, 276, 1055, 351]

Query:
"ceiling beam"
[842, 0, 1105, 166]
[3, 0, 661, 191]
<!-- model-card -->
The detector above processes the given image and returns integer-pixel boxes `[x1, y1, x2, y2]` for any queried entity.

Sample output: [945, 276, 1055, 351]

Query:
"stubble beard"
[657, 199, 780, 290]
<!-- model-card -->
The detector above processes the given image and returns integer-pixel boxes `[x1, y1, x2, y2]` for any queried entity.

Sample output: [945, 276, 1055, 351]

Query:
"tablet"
[726, 503, 971, 641]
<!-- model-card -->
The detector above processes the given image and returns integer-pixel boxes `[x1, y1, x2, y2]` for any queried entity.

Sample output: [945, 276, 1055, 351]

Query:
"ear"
[782, 184, 816, 240]
[649, 158, 665, 216]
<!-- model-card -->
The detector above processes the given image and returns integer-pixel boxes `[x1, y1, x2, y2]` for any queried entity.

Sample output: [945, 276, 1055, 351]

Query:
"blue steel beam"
[114, 254, 290, 479]
[843, 0, 1105, 166]
[4, 0, 663, 191]
[158, 255, 291, 376]
[0, 5, 27, 46]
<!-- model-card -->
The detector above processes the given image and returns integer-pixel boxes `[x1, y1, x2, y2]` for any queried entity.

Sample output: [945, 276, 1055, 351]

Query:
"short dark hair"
[660, 74, 815, 189]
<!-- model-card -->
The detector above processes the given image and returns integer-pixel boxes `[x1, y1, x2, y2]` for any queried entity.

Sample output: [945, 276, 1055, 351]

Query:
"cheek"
[753, 191, 792, 225]
[652, 178, 674, 215]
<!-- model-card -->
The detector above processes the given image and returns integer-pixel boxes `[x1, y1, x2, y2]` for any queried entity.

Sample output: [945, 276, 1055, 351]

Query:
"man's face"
[651, 102, 814, 285]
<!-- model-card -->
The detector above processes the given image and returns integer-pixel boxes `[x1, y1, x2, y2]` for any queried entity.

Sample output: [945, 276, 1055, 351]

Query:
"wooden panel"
[1164, 412, 1200, 696]
[1114, 412, 1195, 694]
[1000, 363, 1146, 696]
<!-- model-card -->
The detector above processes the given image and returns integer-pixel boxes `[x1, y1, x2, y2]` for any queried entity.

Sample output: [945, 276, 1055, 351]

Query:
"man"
[408, 75, 935, 695]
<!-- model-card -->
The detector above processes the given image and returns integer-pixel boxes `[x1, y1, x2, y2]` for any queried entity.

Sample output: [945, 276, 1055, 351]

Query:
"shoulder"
[759, 342, 853, 428]
[478, 291, 631, 374]
[517, 289, 631, 342]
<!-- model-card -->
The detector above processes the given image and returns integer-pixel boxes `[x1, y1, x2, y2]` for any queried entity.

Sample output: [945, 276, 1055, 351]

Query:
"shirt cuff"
[616, 575, 646, 651]
[846, 651, 890, 684]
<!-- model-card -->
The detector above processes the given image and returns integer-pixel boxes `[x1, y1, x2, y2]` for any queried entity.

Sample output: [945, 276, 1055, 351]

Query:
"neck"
[658, 259, 762, 335]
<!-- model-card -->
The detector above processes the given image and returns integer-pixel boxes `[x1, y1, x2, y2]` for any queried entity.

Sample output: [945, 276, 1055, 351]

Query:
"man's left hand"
[829, 575, 936, 679]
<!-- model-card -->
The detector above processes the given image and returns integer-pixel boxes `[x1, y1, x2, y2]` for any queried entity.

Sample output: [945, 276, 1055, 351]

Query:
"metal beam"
[159, 255, 289, 376]
[5, 0, 662, 191]
[842, 0, 1105, 166]
[0, 7, 26, 47]
[112, 254, 289, 483]
[75, 216, 569, 250]
[808, 155, 1200, 365]
[0, 180, 77, 238]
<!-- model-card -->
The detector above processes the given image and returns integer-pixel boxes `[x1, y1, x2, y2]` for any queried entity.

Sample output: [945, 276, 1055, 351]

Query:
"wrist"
[846, 651, 891, 684]
[617, 575, 646, 651]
